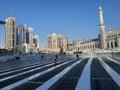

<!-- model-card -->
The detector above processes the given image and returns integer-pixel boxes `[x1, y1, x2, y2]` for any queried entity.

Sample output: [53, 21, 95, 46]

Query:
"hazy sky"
[0, 0, 120, 49]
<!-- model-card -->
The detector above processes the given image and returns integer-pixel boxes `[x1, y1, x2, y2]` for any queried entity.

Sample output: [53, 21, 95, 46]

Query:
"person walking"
[54, 54, 58, 64]
[76, 54, 79, 59]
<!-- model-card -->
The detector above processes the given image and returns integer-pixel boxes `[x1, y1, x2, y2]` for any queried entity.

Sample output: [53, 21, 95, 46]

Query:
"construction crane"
[0, 20, 6, 24]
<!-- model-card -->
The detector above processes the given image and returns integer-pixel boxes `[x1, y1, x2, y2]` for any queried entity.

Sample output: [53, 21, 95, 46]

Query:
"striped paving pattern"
[0, 57, 120, 90]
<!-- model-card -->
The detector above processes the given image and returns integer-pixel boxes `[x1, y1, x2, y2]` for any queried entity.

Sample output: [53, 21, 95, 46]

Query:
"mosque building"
[71, 6, 120, 52]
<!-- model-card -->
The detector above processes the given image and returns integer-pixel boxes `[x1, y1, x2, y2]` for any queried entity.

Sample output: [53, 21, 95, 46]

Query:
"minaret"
[99, 6, 106, 49]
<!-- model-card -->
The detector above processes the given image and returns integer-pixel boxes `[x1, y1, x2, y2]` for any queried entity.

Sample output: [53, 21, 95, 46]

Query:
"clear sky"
[0, 0, 120, 49]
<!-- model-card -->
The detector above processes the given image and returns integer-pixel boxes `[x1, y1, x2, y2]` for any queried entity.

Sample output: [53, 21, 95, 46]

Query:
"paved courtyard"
[0, 55, 120, 90]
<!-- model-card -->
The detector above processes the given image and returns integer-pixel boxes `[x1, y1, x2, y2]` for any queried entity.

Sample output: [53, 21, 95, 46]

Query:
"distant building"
[4, 14, 40, 54]
[70, 6, 120, 52]
[17, 24, 26, 44]
[31, 35, 39, 52]
[26, 27, 33, 44]
[33, 35, 39, 48]
[16, 26, 40, 53]
[72, 39, 100, 52]
[45, 33, 68, 53]
[26, 27, 36, 53]
[5, 15, 16, 51]
[16, 24, 27, 53]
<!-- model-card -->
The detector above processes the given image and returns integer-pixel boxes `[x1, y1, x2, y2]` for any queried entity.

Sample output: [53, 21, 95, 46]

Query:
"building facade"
[26, 27, 33, 45]
[4, 14, 40, 54]
[26, 27, 36, 53]
[32, 35, 39, 52]
[45, 33, 68, 53]
[16, 26, 40, 54]
[17, 24, 27, 44]
[71, 6, 120, 52]
[16, 24, 27, 53]
[5, 15, 16, 51]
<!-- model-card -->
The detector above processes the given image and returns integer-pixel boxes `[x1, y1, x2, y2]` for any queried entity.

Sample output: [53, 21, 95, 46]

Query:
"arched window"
[95, 44, 97, 48]
[107, 42, 109, 48]
[115, 41, 118, 47]
[93, 45, 94, 49]
[114, 34, 116, 37]
[111, 42, 113, 48]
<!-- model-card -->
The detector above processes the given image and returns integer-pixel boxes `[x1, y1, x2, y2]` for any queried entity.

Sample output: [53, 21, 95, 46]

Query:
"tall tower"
[17, 24, 26, 44]
[5, 15, 16, 51]
[17, 24, 27, 53]
[26, 27, 33, 52]
[99, 6, 106, 49]
[26, 27, 33, 44]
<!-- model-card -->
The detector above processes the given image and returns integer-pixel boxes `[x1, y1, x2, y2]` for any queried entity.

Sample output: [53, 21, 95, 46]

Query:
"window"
[114, 34, 116, 37]
[107, 42, 109, 48]
[112, 35, 113, 37]
[95, 45, 97, 48]
[93, 45, 95, 49]
[115, 41, 118, 47]
[111, 42, 113, 48]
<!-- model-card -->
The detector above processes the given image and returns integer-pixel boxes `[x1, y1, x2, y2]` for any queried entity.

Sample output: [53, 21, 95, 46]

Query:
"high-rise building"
[5, 14, 40, 54]
[16, 26, 19, 46]
[46, 33, 68, 53]
[33, 35, 39, 48]
[26, 27, 35, 52]
[16, 25, 40, 53]
[5, 15, 16, 51]
[17, 24, 26, 44]
[26, 27, 33, 44]
[16, 24, 27, 53]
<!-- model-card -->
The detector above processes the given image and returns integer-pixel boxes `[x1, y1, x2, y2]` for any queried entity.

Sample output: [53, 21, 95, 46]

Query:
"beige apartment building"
[5, 15, 16, 51]
[45, 33, 68, 53]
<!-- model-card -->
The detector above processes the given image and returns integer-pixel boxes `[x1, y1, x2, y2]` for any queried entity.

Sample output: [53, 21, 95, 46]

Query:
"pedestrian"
[54, 54, 58, 64]
[76, 54, 79, 59]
